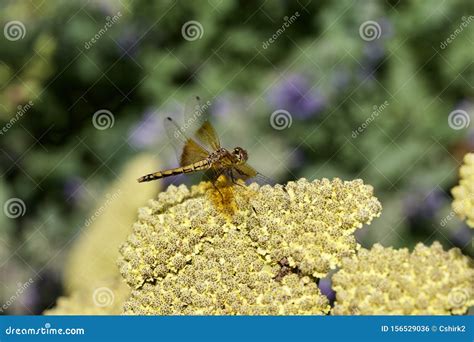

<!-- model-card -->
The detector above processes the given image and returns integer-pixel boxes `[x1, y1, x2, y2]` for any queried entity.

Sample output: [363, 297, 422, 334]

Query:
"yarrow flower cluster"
[46, 156, 473, 316]
[451, 153, 474, 228]
[46, 279, 129, 315]
[45, 154, 159, 315]
[332, 242, 474, 315]
[118, 178, 382, 314]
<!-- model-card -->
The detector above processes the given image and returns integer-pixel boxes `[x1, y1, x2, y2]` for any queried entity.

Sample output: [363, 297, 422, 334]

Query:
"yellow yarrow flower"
[332, 242, 474, 315]
[45, 279, 129, 315]
[452, 153, 474, 228]
[45, 154, 159, 315]
[119, 178, 381, 314]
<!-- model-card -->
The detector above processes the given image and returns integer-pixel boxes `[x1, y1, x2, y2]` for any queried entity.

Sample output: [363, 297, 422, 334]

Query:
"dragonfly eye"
[233, 147, 248, 163]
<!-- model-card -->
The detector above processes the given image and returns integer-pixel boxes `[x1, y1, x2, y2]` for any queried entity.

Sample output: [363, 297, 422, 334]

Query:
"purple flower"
[128, 108, 162, 149]
[358, 18, 393, 82]
[363, 42, 385, 63]
[379, 17, 394, 39]
[63, 176, 84, 203]
[268, 74, 326, 119]
[331, 68, 350, 91]
[450, 224, 472, 248]
[468, 130, 474, 148]
[318, 278, 335, 303]
[359, 41, 385, 83]
[404, 189, 447, 221]
[211, 94, 238, 119]
[288, 147, 305, 170]
[116, 28, 139, 58]
[161, 173, 188, 189]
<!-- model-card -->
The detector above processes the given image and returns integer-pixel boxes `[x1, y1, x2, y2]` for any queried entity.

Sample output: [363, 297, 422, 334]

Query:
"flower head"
[45, 279, 129, 315]
[45, 154, 159, 315]
[118, 178, 381, 314]
[332, 242, 474, 315]
[451, 153, 474, 228]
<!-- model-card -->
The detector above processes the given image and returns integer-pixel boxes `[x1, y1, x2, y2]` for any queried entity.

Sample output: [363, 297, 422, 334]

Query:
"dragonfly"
[137, 97, 268, 196]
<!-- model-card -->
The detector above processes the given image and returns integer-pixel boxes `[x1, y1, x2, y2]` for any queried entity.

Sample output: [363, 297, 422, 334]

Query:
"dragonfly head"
[232, 147, 248, 164]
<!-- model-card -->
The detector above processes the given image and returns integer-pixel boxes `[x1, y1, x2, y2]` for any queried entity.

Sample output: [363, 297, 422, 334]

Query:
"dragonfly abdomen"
[137, 159, 210, 183]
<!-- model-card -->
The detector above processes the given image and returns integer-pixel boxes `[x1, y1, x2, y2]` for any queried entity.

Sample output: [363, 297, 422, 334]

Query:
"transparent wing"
[233, 163, 257, 180]
[232, 163, 275, 186]
[183, 96, 220, 151]
[164, 117, 210, 166]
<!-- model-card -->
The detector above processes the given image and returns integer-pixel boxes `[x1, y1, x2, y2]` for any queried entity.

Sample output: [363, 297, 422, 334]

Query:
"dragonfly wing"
[164, 117, 210, 166]
[232, 163, 275, 186]
[183, 96, 221, 151]
[195, 120, 221, 151]
[202, 166, 224, 183]
[233, 163, 257, 180]
[181, 139, 211, 166]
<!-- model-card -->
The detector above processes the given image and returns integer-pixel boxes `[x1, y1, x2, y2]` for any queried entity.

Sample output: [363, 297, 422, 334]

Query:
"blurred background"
[0, 0, 473, 314]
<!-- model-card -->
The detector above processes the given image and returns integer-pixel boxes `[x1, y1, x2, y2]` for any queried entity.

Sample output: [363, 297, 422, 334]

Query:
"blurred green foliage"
[0, 0, 472, 313]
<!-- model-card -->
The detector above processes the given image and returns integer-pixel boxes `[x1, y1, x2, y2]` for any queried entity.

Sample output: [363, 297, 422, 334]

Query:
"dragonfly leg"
[229, 170, 245, 188]
[209, 169, 225, 201]
[229, 169, 259, 215]
[211, 180, 224, 200]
